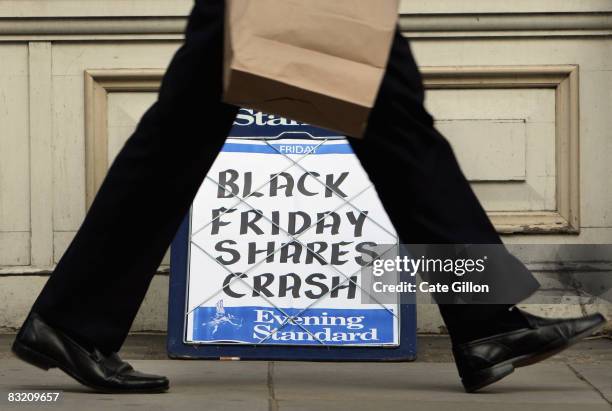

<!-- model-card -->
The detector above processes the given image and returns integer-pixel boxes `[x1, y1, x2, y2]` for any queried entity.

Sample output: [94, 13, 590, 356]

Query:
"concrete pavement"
[0, 336, 610, 411]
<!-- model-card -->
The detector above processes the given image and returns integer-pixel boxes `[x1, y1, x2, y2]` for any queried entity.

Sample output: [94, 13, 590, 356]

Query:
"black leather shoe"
[453, 311, 606, 393]
[12, 312, 169, 393]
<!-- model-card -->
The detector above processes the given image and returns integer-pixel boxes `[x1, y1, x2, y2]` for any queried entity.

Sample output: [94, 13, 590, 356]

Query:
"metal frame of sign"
[167, 130, 416, 361]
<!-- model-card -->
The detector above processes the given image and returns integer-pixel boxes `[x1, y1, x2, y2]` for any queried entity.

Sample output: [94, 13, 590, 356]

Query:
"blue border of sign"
[168, 215, 417, 362]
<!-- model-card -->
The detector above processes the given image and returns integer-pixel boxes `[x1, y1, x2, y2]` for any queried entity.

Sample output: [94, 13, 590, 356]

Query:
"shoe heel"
[12, 341, 57, 371]
[462, 363, 514, 393]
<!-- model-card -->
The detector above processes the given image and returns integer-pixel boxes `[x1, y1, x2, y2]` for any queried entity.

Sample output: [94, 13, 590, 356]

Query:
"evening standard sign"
[185, 110, 399, 346]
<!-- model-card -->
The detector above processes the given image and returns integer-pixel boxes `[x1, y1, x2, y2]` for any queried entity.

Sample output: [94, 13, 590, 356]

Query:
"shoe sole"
[461, 319, 606, 393]
[12, 341, 169, 394]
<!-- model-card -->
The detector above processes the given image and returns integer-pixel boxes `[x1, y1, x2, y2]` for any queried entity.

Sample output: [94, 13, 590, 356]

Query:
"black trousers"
[32, 0, 538, 353]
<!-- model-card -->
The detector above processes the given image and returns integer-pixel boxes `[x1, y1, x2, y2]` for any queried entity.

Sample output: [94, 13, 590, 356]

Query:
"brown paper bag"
[223, 0, 399, 138]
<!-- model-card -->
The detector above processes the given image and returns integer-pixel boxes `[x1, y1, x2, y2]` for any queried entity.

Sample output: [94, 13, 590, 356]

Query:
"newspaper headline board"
[168, 109, 416, 360]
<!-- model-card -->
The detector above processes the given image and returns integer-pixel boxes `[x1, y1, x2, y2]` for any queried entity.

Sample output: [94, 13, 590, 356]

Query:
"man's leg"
[349, 31, 539, 344]
[349, 31, 605, 393]
[31, 0, 236, 355]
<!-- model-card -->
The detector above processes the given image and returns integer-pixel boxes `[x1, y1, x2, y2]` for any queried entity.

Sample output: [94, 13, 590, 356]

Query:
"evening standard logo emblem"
[193, 306, 395, 345]
[205, 300, 243, 336]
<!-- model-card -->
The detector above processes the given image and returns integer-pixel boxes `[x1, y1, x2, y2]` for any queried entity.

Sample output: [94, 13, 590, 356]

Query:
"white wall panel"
[426, 88, 556, 213]
[0, 233, 29, 266]
[0, 44, 29, 266]
[413, 38, 612, 242]
[51, 42, 180, 233]
[437, 119, 528, 181]
[107, 92, 156, 162]
[401, 0, 612, 13]
[0, 0, 193, 18]
[0, 275, 169, 332]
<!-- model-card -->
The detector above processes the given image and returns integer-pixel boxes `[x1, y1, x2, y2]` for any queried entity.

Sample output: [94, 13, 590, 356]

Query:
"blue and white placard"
[183, 109, 400, 347]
